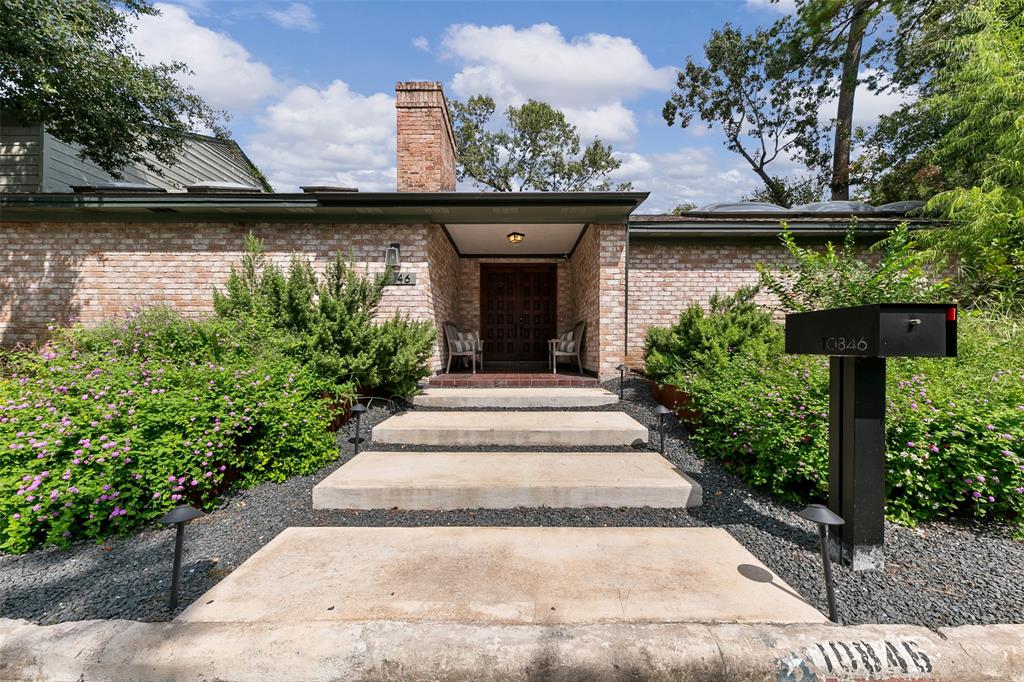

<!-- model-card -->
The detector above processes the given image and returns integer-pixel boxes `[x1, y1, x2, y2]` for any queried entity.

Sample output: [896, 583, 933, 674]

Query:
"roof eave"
[0, 191, 650, 225]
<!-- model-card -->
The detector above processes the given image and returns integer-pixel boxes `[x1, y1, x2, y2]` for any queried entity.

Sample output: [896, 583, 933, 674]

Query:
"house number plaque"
[386, 271, 416, 286]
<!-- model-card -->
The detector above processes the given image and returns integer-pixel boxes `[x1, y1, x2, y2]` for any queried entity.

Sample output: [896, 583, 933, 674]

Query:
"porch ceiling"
[445, 223, 586, 256]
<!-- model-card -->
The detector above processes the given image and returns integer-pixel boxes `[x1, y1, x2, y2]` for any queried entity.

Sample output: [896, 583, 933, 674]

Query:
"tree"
[915, 0, 1024, 312]
[742, 174, 824, 206]
[777, 0, 963, 200]
[448, 95, 630, 192]
[663, 25, 830, 208]
[0, 0, 222, 175]
[672, 202, 698, 214]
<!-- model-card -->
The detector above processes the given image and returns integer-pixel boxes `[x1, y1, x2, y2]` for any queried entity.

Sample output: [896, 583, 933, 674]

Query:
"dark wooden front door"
[480, 265, 557, 362]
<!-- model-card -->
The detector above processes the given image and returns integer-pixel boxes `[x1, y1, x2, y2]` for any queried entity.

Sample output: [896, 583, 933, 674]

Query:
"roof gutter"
[1, 191, 649, 210]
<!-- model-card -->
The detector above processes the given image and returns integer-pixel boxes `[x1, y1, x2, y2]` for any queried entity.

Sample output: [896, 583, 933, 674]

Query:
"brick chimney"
[395, 81, 456, 192]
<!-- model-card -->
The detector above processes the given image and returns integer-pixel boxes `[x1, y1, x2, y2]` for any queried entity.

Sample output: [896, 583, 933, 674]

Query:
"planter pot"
[322, 392, 354, 432]
[647, 379, 702, 425]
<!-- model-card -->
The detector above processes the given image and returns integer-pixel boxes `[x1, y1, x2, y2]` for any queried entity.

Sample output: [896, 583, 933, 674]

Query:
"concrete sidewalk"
[174, 527, 822, 625]
[2, 617, 1021, 681]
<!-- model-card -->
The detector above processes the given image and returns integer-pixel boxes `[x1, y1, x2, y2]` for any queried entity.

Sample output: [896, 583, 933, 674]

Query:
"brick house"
[0, 82, 926, 380]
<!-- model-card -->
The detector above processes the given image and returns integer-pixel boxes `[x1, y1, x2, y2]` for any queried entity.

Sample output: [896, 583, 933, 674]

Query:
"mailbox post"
[785, 304, 956, 570]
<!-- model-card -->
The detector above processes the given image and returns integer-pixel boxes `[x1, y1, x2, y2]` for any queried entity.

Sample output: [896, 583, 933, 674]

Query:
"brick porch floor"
[426, 371, 598, 388]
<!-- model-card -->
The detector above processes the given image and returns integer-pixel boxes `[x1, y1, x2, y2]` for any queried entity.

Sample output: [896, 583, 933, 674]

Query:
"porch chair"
[550, 320, 586, 374]
[443, 321, 483, 374]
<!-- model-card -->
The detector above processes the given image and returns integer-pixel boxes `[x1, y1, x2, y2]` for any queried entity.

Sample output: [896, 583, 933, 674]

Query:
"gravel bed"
[2, 378, 1021, 627]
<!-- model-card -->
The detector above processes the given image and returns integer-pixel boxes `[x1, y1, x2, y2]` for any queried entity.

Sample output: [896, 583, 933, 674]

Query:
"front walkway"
[179, 385, 822, 626]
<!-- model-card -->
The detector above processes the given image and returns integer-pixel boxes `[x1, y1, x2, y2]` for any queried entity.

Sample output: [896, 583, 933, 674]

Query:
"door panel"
[480, 265, 557, 362]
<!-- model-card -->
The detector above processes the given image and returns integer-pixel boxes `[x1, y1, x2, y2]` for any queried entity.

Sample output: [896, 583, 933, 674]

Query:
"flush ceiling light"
[507, 231, 525, 244]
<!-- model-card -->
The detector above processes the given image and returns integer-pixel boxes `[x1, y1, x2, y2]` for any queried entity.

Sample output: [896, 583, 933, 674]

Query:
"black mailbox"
[785, 304, 957, 358]
[785, 304, 957, 571]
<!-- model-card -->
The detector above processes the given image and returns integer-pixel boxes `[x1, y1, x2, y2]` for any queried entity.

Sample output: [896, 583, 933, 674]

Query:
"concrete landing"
[372, 411, 648, 446]
[176, 527, 825, 625]
[412, 387, 618, 408]
[312, 452, 701, 510]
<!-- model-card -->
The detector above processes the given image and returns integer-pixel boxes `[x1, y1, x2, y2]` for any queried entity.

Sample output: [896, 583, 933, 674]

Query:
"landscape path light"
[350, 402, 367, 455]
[159, 505, 205, 610]
[654, 404, 672, 454]
[616, 364, 628, 401]
[798, 503, 845, 624]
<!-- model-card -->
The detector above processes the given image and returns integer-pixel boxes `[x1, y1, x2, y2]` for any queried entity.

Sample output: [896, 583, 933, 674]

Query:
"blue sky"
[133, 1, 902, 212]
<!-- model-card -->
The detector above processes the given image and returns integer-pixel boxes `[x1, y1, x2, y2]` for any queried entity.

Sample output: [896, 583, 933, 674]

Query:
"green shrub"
[0, 310, 338, 554]
[646, 223, 1022, 530]
[758, 222, 949, 313]
[682, 313, 1024, 529]
[643, 287, 779, 386]
[214, 234, 435, 398]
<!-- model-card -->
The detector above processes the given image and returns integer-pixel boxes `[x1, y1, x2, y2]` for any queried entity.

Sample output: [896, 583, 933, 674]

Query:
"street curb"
[1, 618, 1022, 681]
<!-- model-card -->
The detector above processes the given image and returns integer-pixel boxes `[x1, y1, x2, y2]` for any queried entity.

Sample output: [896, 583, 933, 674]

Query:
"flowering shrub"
[0, 310, 337, 554]
[680, 313, 1024, 530]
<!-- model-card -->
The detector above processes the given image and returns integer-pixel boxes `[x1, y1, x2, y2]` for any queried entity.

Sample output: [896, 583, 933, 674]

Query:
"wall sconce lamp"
[506, 232, 525, 244]
[385, 242, 401, 269]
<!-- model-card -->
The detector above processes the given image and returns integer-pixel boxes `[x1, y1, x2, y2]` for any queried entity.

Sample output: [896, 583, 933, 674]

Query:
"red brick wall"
[425, 224, 460, 368]
[395, 82, 456, 192]
[569, 225, 601, 374]
[625, 238, 878, 363]
[596, 225, 628, 380]
[1, 221, 883, 379]
[0, 221, 449, 361]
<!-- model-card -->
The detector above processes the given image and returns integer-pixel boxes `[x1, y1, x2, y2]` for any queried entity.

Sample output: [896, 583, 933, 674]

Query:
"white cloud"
[246, 81, 396, 192]
[442, 23, 674, 144]
[265, 3, 318, 32]
[746, 0, 797, 13]
[562, 103, 637, 144]
[412, 36, 430, 51]
[610, 147, 762, 212]
[132, 3, 279, 112]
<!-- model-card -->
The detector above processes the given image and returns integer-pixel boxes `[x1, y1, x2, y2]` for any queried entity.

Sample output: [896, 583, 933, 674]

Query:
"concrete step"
[176, 527, 825, 625]
[412, 387, 618, 408]
[372, 411, 648, 447]
[312, 452, 701, 510]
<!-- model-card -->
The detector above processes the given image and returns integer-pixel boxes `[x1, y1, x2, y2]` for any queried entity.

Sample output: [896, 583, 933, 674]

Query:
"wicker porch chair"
[443, 321, 483, 373]
[550, 320, 586, 374]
